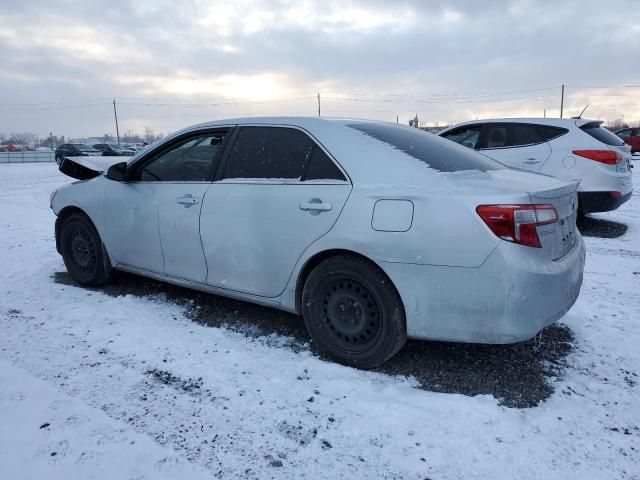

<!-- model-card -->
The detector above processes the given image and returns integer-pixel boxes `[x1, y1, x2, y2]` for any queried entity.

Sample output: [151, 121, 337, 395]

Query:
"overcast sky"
[1, 0, 639, 138]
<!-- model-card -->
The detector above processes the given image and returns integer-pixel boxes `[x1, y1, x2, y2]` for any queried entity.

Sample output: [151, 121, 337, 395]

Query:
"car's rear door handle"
[523, 158, 541, 165]
[177, 194, 199, 207]
[299, 200, 332, 213]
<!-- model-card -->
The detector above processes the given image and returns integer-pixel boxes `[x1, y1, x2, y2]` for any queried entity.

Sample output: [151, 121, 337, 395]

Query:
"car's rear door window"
[346, 122, 503, 172]
[302, 146, 346, 181]
[580, 122, 625, 146]
[222, 126, 315, 180]
[478, 123, 544, 149]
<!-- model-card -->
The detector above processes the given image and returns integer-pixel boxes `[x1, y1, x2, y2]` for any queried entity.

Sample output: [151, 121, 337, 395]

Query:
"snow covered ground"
[0, 163, 638, 479]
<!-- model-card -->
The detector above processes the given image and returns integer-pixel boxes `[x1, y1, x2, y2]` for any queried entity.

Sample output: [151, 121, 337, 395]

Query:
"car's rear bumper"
[379, 237, 586, 344]
[578, 190, 632, 214]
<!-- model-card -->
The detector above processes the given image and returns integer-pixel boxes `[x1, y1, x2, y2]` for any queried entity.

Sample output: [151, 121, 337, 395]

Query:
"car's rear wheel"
[302, 254, 406, 369]
[60, 214, 112, 286]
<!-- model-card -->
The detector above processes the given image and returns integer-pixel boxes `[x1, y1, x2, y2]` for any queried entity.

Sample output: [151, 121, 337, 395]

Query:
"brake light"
[572, 149, 622, 165]
[476, 204, 558, 248]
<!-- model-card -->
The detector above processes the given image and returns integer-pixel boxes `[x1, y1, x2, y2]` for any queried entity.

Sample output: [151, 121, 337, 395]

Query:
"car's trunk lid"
[441, 169, 580, 260]
[528, 181, 580, 260]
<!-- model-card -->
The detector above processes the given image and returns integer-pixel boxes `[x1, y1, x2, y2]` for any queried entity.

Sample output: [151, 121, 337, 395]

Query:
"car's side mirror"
[106, 162, 128, 181]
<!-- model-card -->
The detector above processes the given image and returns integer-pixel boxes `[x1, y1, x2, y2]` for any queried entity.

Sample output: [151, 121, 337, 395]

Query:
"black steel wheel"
[60, 213, 112, 286]
[302, 254, 406, 368]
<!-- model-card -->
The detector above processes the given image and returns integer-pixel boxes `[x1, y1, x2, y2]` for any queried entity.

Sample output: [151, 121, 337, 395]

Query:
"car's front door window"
[137, 132, 227, 182]
[441, 126, 482, 150]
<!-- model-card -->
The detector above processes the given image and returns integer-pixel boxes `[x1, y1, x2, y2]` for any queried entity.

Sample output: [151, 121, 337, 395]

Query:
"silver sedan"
[51, 117, 586, 368]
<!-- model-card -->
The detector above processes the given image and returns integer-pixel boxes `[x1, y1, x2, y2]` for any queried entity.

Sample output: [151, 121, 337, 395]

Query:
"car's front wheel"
[302, 254, 407, 369]
[60, 214, 112, 286]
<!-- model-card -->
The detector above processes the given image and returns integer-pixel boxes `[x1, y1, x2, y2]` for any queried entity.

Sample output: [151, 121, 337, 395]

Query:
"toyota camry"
[50, 117, 586, 368]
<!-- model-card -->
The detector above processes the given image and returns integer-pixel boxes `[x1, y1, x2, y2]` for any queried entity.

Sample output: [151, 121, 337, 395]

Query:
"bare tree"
[8, 132, 37, 147]
[606, 118, 629, 131]
[144, 126, 155, 143]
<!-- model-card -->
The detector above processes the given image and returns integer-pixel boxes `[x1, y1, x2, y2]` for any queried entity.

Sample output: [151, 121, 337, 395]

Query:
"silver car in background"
[51, 117, 586, 368]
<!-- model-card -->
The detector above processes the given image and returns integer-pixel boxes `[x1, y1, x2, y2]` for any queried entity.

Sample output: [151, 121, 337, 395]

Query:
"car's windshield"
[345, 122, 504, 172]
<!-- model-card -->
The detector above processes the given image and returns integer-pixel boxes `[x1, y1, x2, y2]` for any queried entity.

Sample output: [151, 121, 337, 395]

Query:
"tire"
[302, 254, 407, 369]
[55, 155, 62, 165]
[60, 214, 112, 286]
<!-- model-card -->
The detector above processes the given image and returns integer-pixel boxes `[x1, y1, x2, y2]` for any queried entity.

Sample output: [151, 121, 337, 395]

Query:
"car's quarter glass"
[101, 129, 229, 283]
[200, 125, 350, 297]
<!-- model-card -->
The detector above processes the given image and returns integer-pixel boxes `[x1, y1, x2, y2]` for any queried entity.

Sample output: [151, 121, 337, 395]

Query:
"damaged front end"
[59, 156, 128, 180]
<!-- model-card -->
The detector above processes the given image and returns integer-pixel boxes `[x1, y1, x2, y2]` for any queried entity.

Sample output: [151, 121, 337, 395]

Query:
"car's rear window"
[346, 122, 504, 172]
[580, 122, 625, 146]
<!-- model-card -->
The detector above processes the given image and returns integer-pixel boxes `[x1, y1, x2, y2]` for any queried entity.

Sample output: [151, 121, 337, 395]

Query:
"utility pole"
[560, 84, 565, 119]
[113, 98, 121, 145]
[544, 109, 546, 118]
[49, 132, 53, 151]
[317, 92, 321, 117]
[396, 115, 399, 123]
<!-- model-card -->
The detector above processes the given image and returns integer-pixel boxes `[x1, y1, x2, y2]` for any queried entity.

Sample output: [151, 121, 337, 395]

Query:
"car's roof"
[440, 117, 601, 132]
[184, 116, 390, 131]
[151, 116, 492, 187]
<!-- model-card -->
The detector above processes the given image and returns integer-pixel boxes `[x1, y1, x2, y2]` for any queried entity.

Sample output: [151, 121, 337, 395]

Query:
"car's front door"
[200, 125, 351, 297]
[101, 129, 229, 282]
[477, 123, 552, 171]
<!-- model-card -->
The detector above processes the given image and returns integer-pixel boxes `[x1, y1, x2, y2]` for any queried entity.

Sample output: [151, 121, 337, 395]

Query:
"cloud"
[0, 0, 638, 136]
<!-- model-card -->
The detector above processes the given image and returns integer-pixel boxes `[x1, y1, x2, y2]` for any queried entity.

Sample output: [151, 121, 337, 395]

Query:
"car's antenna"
[573, 104, 590, 119]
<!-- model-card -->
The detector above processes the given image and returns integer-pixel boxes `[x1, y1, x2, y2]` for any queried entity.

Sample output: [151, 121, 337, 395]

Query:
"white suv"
[439, 118, 633, 214]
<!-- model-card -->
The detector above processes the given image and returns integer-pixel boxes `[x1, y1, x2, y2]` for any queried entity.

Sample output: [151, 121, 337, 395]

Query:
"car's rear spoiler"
[59, 156, 128, 180]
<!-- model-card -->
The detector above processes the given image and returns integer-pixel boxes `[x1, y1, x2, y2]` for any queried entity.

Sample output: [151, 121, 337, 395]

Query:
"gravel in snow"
[0, 163, 638, 479]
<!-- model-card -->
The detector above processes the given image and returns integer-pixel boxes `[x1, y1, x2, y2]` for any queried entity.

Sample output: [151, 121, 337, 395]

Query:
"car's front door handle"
[523, 158, 541, 165]
[299, 200, 332, 214]
[177, 194, 199, 207]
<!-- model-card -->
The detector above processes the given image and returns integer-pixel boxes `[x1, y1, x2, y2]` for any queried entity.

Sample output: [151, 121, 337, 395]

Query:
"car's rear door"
[200, 125, 351, 297]
[477, 123, 551, 171]
[102, 129, 230, 282]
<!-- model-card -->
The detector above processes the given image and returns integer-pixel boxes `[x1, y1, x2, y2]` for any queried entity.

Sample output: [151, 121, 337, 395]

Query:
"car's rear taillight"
[572, 149, 623, 165]
[476, 204, 558, 248]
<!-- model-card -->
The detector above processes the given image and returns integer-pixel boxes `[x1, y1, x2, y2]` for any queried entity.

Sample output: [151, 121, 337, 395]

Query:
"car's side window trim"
[477, 123, 548, 151]
[125, 127, 234, 183]
[214, 124, 351, 185]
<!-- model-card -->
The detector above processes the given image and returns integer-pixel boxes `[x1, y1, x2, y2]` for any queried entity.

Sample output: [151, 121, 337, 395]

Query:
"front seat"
[487, 129, 506, 148]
